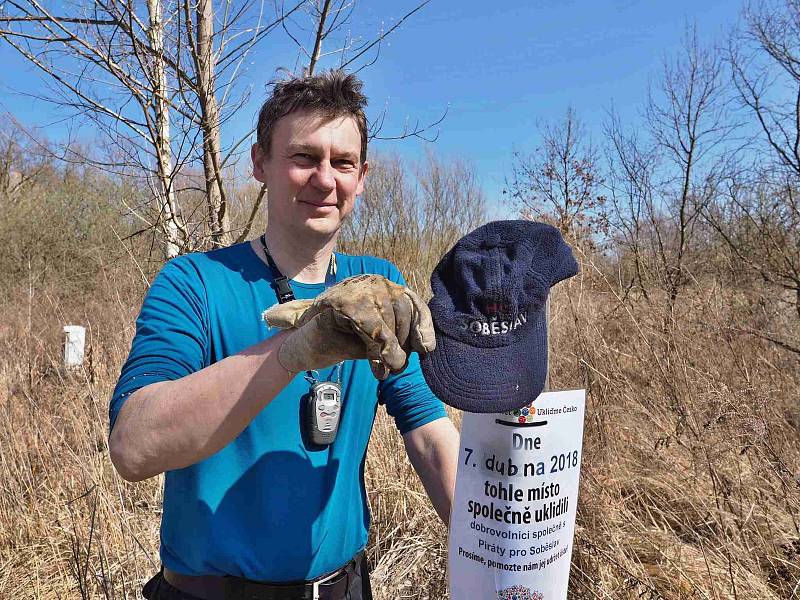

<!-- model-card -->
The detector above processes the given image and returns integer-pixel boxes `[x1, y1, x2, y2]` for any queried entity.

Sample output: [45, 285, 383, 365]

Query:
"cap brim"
[420, 308, 548, 413]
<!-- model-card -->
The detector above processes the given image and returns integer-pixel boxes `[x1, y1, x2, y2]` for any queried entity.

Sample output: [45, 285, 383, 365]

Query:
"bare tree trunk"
[191, 0, 230, 248]
[147, 0, 184, 259]
[669, 132, 695, 307]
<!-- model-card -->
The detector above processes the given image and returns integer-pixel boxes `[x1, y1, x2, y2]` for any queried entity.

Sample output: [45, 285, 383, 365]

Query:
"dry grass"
[1, 245, 798, 599]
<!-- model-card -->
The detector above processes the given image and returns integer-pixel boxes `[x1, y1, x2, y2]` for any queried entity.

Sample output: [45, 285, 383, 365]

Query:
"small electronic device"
[306, 381, 342, 446]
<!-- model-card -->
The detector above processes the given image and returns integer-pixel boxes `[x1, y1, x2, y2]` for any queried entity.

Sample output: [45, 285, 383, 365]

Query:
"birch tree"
[0, 0, 434, 257]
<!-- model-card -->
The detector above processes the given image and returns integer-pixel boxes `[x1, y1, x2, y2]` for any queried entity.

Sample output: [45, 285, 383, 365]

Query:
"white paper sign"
[448, 389, 586, 600]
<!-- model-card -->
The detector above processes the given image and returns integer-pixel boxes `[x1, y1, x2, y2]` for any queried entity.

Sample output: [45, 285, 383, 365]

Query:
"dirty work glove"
[262, 274, 436, 380]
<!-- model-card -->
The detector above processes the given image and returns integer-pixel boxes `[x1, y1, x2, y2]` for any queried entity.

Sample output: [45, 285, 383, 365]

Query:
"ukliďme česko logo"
[505, 401, 536, 425]
[497, 584, 543, 600]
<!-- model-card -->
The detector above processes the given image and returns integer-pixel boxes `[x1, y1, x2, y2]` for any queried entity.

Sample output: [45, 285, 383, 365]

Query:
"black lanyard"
[261, 235, 344, 449]
[260, 233, 341, 384]
[260, 234, 337, 303]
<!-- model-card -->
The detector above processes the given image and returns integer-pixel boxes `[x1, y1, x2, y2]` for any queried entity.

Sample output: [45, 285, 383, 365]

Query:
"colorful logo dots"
[506, 402, 537, 423]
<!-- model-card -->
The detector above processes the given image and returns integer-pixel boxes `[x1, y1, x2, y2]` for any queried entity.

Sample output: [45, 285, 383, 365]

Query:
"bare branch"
[307, 0, 332, 76]
[235, 183, 267, 243]
[370, 104, 448, 144]
[340, 0, 429, 70]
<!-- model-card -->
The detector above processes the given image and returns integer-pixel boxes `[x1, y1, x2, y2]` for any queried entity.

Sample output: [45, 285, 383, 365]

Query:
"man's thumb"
[262, 299, 314, 329]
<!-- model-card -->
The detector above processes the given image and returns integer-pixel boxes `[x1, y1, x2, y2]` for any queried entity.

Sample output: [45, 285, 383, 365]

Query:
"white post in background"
[63, 325, 86, 369]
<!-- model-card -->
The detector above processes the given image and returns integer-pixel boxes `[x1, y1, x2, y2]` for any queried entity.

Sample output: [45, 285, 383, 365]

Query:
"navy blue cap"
[420, 220, 579, 413]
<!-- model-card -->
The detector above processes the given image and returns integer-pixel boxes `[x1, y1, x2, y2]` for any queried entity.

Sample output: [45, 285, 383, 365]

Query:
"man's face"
[252, 110, 368, 240]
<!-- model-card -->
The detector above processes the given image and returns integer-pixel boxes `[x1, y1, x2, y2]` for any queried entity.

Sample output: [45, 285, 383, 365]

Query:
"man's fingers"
[264, 275, 430, 379]
[278, 309, 370, 372]
[262, 299, 314, 329]
[329, 308, 401, 379]
[392, 289, 413, 351]
[348, 311, 407, 374]
[403, 289, 436, 354]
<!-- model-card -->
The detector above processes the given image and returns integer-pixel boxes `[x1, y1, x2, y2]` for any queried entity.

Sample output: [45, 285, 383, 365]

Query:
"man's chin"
[298, 216, 342, 238]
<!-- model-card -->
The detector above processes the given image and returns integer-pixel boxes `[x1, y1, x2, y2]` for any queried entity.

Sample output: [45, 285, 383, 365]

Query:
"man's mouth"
[299, 199, 337, 208]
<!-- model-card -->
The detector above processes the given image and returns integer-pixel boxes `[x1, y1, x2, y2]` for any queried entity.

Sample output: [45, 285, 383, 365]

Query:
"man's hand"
[263, 275, 436, 379]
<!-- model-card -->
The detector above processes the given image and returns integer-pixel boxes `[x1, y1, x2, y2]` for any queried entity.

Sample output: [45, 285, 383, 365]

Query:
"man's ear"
[252, 143, 268, 184]
[356, 160, 369, 196]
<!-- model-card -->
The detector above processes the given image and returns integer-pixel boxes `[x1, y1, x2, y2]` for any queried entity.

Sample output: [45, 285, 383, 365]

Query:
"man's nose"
[310, 162, 336, 191]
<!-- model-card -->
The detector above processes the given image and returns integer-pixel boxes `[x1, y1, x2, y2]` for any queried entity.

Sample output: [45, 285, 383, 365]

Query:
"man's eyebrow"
[285, 143, 359, 162]
[331, 148, 360, 162]
[286, 143, 318, 155]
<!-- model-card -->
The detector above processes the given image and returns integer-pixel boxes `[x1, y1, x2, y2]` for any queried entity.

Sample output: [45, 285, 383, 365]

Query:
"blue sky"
[0, 0, 744, 218]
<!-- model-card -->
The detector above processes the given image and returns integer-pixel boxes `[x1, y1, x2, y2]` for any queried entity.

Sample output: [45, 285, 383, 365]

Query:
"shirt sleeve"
[109, 256, 209, 432]
[378, 263, 447, 435]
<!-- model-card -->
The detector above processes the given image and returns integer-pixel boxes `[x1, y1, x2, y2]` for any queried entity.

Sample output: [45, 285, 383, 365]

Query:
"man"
[108, 71, 459, 600]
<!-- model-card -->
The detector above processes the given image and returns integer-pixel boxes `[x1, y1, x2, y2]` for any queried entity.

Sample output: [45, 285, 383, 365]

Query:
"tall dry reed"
[2, 237, 798, 598]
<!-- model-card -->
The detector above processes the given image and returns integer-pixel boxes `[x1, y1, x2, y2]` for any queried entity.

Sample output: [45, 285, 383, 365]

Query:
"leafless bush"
[605, 30, 732, 308]
[506, 108, 609, 247]
[339, 150, 487, 295]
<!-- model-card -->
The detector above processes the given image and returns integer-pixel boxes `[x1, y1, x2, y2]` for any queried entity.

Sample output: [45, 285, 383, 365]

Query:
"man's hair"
[256, 70, 369, 164]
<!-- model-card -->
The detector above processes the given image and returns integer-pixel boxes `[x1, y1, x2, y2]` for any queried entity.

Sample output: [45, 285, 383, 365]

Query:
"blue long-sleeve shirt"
[110, 242, 446, 581]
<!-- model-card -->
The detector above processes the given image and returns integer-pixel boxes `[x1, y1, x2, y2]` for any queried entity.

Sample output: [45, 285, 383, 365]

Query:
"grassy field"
[1, 231, 798, 599]
[3, 0, 800, 595]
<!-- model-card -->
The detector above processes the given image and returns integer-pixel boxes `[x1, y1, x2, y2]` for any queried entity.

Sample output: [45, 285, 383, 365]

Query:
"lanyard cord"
[260, 234, 336, 302]
[260, 234, 341, 384]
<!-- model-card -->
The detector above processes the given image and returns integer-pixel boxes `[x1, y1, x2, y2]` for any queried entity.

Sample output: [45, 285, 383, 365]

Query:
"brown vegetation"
[2, 2, 800, 597]
[1, 136, 798, 599]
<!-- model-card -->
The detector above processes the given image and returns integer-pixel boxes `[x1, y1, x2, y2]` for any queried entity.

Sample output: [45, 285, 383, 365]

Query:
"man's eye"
[293, 153, 314, 162]
[334, 160, 356, 169]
